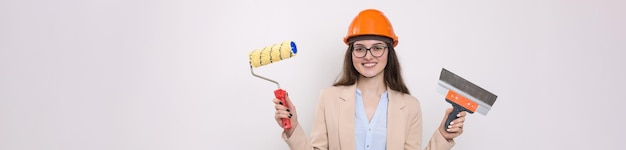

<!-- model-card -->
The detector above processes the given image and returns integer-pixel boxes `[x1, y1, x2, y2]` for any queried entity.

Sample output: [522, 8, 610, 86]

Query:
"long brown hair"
[333, 42, 410, 94]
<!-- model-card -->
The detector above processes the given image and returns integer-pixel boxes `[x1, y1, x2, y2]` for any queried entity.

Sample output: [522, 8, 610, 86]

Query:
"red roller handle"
[275, 89, 292, 129]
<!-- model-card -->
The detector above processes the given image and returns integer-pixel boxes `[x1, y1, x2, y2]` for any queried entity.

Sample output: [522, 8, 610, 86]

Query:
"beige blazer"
[283, 84, 454, 150]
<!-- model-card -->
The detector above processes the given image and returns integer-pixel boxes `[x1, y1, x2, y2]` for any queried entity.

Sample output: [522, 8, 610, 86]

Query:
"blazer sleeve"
[282, 91, 329, 150]
[422, 111, 455, 149]
[424, 129, 455, 150]
[406, 96, 455, 150]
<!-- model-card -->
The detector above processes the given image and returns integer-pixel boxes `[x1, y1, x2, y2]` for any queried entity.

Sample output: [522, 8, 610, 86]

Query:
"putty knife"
[436, 68, 498, 131]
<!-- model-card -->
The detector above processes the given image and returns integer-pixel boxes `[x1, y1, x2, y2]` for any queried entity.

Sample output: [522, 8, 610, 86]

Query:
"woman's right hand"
[273, 94, 299, 137]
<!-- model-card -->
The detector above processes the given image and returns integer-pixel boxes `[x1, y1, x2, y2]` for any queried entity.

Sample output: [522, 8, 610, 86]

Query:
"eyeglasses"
[352, 45, 387, 58]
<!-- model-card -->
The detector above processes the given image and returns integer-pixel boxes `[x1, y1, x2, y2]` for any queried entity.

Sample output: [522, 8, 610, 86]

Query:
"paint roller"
[249, 40, 298, 129]
[436, 68, 498, 131]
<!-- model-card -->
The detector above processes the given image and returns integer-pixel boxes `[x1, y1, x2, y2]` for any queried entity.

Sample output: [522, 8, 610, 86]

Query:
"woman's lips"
[363, 62, 377, 68]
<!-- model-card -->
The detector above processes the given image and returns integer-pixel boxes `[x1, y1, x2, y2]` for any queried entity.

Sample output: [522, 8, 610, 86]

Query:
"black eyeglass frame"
[351, 46, 388, 58]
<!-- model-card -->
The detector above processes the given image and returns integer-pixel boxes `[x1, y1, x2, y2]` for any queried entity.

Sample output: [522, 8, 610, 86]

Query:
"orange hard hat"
[344, 9, 398, 47]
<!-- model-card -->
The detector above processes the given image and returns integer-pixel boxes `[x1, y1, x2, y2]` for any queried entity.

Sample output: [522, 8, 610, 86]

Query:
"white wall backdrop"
[1, 0, 625, 149]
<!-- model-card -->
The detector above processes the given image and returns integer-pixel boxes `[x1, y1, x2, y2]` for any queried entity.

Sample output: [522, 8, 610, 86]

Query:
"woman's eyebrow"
[354, 43, 384, 46]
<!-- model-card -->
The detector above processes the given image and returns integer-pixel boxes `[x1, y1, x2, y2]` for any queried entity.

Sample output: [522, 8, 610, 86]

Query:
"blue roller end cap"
[290, 41, 297, 54]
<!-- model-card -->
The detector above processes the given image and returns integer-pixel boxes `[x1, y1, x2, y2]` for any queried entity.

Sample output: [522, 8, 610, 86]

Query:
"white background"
[1, 0, 625, 149]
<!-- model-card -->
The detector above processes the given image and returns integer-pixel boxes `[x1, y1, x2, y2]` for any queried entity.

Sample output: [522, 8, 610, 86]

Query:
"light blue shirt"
[355, 89, 388, 150]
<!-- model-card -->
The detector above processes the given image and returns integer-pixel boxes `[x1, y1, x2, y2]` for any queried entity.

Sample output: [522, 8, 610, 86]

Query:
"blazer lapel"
[386, 88, 407, 150]
[338, 85, 356, 150]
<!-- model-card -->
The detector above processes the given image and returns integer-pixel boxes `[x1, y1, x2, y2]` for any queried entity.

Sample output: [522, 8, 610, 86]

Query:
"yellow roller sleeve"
[249, 40, 297, 68]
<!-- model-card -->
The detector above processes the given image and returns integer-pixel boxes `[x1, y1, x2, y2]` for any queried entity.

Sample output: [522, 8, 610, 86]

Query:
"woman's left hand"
[439, 108, 467, 141]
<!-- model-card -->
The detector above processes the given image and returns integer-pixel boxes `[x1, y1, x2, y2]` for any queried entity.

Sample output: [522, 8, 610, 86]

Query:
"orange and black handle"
[275, 89, 292, 129]
[444, 90, 477, 132]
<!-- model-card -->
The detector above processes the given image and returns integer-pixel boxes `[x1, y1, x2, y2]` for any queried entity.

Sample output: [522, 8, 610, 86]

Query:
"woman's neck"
[356, 74, 386, 95]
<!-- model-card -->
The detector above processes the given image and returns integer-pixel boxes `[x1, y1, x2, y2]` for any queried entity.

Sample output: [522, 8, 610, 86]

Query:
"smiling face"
[351, 40, 389, 78]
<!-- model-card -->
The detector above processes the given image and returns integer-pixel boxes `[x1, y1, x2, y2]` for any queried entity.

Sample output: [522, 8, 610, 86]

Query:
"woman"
[273, 9, 467, 150]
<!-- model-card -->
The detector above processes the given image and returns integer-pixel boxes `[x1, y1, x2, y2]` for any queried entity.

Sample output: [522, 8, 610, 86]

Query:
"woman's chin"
[360, 72, 383, 78]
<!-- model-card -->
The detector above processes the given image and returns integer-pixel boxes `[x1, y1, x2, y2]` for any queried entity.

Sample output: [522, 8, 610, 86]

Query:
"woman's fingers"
[451, 114, 465, 124]
[447, 112, 466, 132]
[272, 92, 298, 130]
[446, 126, 464, 133]
[272, 98, 283, 106]
[273, 97, 293, 120]
[275, 109, 291, 119]
[274, 99, 287, 110]
[457, 111, 467, 118]
[448, 122, 464, 129]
